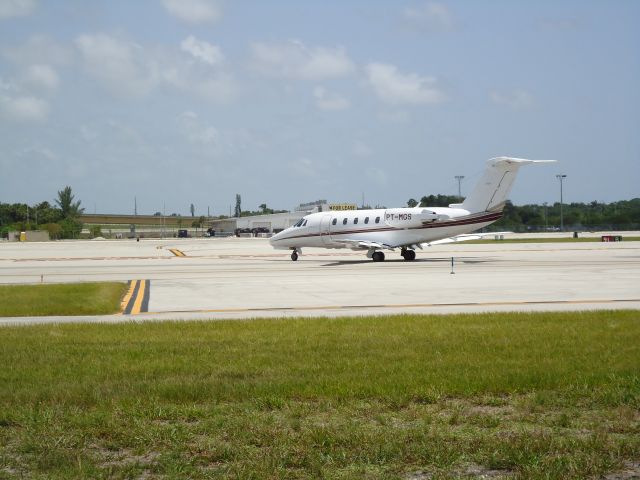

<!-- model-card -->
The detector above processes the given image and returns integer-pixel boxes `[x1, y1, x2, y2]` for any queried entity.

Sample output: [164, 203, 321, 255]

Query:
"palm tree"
[55, 186, 84, 219]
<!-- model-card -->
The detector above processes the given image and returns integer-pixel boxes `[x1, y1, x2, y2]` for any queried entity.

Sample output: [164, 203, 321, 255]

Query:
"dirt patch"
[91, 445, 161, 469]
[406, 463, 514, 479]
[604, 461, 640, 480]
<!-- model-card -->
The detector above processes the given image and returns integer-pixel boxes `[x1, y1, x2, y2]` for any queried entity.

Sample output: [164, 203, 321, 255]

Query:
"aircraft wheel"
[403, 249, 416, 261]
[291, 251, 298, 261]
[372, 251, 385, 262]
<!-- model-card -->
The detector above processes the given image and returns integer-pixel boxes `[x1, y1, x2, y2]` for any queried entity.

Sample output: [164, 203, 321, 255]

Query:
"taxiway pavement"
[1, 236, 639, 324]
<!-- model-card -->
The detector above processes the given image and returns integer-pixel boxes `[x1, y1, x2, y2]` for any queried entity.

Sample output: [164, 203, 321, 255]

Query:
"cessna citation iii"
[270, 157, 555, 261]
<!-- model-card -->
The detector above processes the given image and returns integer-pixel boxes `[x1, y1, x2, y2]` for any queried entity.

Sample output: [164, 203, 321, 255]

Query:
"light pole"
[543, 202, 548, 230]
[556, 174, 567, 231]
[454, 175, 465, 199]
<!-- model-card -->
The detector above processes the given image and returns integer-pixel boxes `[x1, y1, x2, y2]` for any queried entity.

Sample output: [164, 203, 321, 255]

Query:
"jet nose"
[269, 231, 280, 246]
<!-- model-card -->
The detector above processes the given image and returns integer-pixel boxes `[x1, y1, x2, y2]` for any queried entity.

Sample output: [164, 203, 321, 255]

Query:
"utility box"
[17, 231, 50, 242]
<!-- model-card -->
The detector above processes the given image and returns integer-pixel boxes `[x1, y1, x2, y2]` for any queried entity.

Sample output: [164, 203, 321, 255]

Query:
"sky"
[1, 0, 638, 216]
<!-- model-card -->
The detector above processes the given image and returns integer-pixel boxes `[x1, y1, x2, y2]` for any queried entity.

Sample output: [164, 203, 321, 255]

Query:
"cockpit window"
[293, 219, 304, 227]
[302, 220, 307, 226]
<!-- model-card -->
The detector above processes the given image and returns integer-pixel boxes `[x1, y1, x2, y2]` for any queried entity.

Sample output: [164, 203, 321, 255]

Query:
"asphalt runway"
[1, 237, 639, 325]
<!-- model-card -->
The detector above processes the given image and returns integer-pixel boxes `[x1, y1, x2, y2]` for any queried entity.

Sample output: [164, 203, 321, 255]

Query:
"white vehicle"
[270, 157, 555, 261]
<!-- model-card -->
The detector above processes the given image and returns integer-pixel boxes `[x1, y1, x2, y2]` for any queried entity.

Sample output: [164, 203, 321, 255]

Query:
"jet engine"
[383, 208, 449, 228]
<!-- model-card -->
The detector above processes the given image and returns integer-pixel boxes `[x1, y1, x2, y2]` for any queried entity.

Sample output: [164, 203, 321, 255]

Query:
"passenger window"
[364, 217, 369, 224]
[375, 216, 380, 223]
[342, 218, 347, 225]
[332, 218, 337, 225]
[354, 218, 358, 224]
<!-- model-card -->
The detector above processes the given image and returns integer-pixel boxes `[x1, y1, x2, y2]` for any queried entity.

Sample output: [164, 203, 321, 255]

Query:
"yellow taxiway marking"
[130, 280, 148, 314]
[121, 280, 150, 315]
[169, 249, 186, 257]
[120, 280, 138, 312]
[136, 298, 640, 316]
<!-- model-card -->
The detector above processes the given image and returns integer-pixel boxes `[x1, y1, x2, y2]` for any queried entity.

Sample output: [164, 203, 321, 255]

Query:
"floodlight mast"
[454, 175, 465, 199]
[556, 174, 567, 231]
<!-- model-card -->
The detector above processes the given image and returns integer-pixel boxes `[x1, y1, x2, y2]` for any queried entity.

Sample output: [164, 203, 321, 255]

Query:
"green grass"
[1, 311, 639, 478]
[0, 282, 128, 317]
[468, 236, 640, 244]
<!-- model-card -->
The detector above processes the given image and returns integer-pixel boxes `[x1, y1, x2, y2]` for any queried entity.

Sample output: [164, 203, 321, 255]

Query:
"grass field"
[468, 236, 640, 244]
[1, 311, 639, 479]
[0, 282, 128, 317]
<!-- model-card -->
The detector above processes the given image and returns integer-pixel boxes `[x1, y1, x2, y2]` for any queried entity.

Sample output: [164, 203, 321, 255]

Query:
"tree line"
[2, 188, 638, 239]
[0, 187, 84, 239]
[407, 195, 640, 231]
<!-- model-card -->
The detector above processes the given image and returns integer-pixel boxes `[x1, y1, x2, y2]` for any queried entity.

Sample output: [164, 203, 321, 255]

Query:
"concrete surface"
[1, 235, 639, 325]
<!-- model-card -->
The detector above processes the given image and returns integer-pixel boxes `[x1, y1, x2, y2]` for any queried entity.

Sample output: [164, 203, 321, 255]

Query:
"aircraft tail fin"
[460, 157, 556, 213]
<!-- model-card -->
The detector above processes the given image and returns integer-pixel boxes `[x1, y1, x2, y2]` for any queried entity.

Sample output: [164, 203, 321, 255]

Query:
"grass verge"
[0, 311, 639, 478]
[468, 236, 640, 244]
[0, 282, 128, 317]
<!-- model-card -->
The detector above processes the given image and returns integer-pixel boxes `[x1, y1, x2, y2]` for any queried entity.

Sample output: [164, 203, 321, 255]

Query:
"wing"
[333, 239, 395, 251]
[423, 231, 511, 246]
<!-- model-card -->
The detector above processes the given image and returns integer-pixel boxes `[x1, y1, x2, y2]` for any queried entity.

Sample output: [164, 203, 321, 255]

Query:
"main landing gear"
[401, 248, 416, 261]
[372, 251, 385, 262]
[290, 251, 298, 261]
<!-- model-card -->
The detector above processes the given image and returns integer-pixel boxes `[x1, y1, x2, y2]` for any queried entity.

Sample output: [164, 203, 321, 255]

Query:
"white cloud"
[1, 35, 73, 66]
[402, 2, 454, 32]
[366, 63, 446, 105]
[377, 110, 411, 123]
[289, 157, 317, 177]
[20, 145, 58, 161]
[164, 63, 237, 103]
[366, 167, 388, 187]
[0, 76, 16, 92]
[180, 35, 224, 66]
[313, 86, 350, 111]
[75, 33, 158, 97]
[352, 140, 373, 158]
[80, 125, 98, 143]
[0, 0, 36, 19]
[489, 89, 534, 109]
[179, 111, 220, 146]
[251, 40, 354, 80]
[162, 0, 221, 24]
[0, 95, 49, 122]
[24, 64, 59, 91]
[74, 33, 236, 102]
[178, 111, 254, 157]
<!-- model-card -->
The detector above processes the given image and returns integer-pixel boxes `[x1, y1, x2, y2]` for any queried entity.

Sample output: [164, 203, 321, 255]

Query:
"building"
[80, 201, 358, 238]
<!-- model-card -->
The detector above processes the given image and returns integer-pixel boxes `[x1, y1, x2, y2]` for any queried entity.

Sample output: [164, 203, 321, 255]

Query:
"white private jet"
[269, 157, 555, 261]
